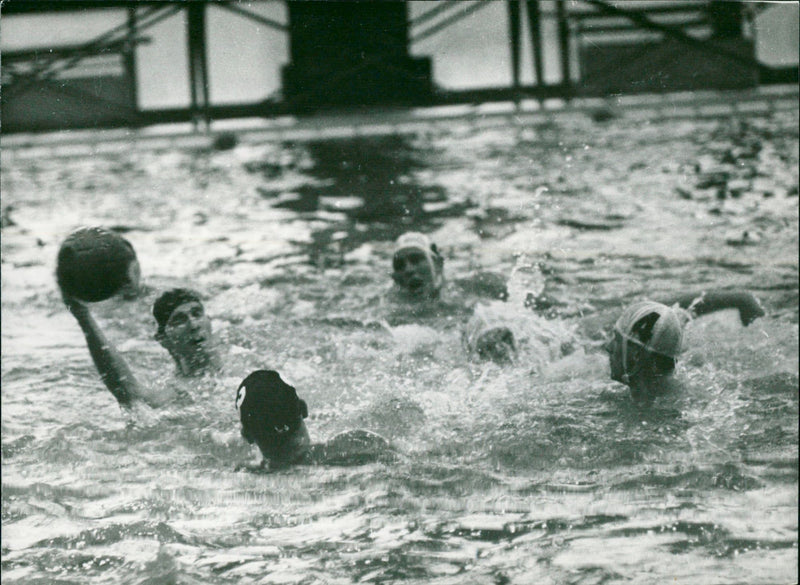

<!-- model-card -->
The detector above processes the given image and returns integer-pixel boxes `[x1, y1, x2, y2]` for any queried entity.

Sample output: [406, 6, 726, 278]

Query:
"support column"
[187, 2, 210, 128]
[507, 0, 522, 102]
[525, 0, 544, 88]
[555, 0, 572, 99]
[125, 6, 140, 125]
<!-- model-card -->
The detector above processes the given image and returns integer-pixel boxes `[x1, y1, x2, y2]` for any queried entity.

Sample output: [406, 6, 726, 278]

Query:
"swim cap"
[395, 232, 433, 255]
[614, 301, 684, 359]
[393, 232, 443, 274]
[235, 370, 308, 443]
[153, 288, 202, 334]
[464, 304, 517, 361]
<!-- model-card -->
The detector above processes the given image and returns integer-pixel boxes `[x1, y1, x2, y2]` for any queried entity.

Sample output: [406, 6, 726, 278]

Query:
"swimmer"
[61, 284, 222, 407]
[390, 232, 445, 301]
[389, 232, 509, 304]
[153, 288, 222, 377]
[463, 302, 519, 365]
[604, 290, 765, 401]
[235, 370, 395, 471]
[464, 283, 765, 400]
[388, 231, 513, 353]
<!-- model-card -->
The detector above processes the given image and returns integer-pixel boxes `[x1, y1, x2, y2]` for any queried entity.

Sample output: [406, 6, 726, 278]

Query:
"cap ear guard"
[430, 243, 444, 270]
[615, 307, 683, 384]
[235, 383, 247, 412]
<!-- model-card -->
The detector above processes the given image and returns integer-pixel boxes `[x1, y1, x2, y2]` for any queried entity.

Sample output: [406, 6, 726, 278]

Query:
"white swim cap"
[614, 301, 684, 359]
[395, 232, 434, 255]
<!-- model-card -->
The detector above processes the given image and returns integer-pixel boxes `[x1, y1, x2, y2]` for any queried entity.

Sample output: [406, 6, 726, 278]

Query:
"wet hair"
[475, 327, 516, 363]
[235, 370, 308, 446]
[153, 288, 202, 335]
[630, 313, 676, 375]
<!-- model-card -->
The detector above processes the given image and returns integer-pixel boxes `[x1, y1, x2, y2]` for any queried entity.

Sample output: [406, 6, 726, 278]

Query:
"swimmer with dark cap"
[603, 290, 765, 401]
[153, 288, 221, 377]
[235, 370, 395, 470]
[62, 284, 221, 407]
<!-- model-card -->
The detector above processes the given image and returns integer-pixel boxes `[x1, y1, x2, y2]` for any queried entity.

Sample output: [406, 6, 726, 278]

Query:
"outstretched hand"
[60, 287, 89, 318]
[234, 459, 270, 474]
[738, 294, 765, 326]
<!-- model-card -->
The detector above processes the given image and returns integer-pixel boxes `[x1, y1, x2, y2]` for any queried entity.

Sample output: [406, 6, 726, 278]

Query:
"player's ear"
[430, 244, 444, 270]
[298, 399, 308, 419]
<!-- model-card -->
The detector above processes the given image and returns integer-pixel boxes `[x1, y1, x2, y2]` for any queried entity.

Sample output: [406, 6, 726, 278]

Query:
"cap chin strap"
[616, 327, 646, 385]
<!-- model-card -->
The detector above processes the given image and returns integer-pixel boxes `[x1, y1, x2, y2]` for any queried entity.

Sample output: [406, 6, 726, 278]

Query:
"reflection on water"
[2, 107, 798, 584]
[250, 135, 474, 271]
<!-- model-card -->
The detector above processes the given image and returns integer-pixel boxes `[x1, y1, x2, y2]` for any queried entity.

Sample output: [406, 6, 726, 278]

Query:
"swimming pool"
[2, 104, 797, 584]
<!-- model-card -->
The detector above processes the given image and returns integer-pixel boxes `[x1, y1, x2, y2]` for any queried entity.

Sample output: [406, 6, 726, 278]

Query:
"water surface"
[2, 106, 798, 584]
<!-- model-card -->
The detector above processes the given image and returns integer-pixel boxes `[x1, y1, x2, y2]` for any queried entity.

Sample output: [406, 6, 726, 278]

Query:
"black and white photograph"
[1, 1, 798, 583]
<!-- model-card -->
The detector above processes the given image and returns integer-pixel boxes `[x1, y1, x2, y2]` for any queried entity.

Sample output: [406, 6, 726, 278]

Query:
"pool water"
[2, 106, 798, 584]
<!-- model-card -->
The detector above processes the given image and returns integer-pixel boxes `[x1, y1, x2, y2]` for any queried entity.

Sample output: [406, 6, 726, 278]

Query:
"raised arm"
[63, 293, 147, 407]
[661, 289, 765, 326]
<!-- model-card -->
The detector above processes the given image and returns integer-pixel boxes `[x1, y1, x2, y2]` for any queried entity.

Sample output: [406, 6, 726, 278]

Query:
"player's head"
[235, 370, 311, 467]
[391, 232, 444, 299]
[153, 289, 214, 372]
[606, 301, 683, 397]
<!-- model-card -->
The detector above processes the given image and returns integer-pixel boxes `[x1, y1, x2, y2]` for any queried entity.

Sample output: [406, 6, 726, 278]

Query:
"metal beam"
[580, 0, 764, 72]
[125, 7, 140, 119]
[556, 0, 572, 95]
[5, 4, 179, 99]
[217, 2, 287, 33]
[578, 16, 709, 35]
[411, 1, 492, 44]
[187, 2, 211, 127]
[409, 1, 461, 29]
[0, 1, 165, 14]
[570, 3, 720, 21]
[508, 0, 522, 97]
[525, 0, 544, 86]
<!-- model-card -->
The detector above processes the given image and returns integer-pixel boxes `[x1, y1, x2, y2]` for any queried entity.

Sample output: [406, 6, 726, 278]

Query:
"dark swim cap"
[235, 370, 309, 445]
[153, 288, 202, 334]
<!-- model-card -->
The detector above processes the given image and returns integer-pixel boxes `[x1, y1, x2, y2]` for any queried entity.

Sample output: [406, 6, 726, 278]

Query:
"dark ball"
[56, 227, 138, 302]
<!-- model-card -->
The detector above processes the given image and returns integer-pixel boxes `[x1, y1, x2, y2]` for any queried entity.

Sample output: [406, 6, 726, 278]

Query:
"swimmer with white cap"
[604, 301, 687, 400]
[235, 370, 395, 470]
[463, 302, 518, 364]
[389, 231, 516, 363]
[604, 290, 765, 401]
[390, 232, 446, 300]
[390, 232, 509, 304]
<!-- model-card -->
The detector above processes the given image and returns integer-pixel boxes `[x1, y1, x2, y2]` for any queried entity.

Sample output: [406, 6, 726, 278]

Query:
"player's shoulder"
[316, 429, 396, 466]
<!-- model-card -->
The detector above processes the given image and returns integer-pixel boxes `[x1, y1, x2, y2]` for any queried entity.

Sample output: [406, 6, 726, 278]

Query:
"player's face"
[255, 421, 311, 469]
[392, 248, 439, 298]
[162, 301, 213, 362]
